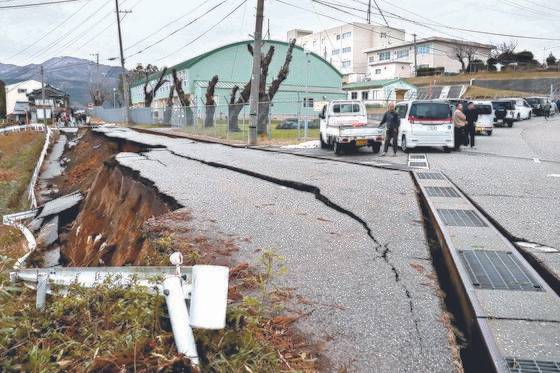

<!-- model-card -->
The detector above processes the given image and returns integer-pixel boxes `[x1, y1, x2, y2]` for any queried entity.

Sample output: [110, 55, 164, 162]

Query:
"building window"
[378, 51, 390, 61]
[361, 91, 369, 100]
[341, 60, 351, 68]
[17, 88, 26, 94]
[342, 47, 351, 53]
[368, 56, 375, 63]
[396, 49, 409, 59]
[303, 97, 314, 108]
[342, 31, 352, 39]
[417, 45, 430, 54]
[351, 92, 358, 99]
[335, 34, 341, 40]
[375, 69, 382, 74]
[332, 49, 340, 55]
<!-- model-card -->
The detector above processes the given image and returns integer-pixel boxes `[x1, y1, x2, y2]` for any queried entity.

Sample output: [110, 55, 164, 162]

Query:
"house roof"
[28, 84, 69, 98]
[342, 78, 413, 90]
[131, 39, 342, 88]
[364, 36, 495, 54]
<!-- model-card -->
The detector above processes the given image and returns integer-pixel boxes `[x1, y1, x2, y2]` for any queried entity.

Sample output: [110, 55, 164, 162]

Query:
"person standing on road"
[543, 100, 551, 120]
[380, 102, 401, 156]
[453, 103, 467, 151]
[465, 102, 478, 148]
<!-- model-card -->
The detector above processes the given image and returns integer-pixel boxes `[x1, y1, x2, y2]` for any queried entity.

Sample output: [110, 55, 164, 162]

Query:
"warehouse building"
[129, 39, 345, 118]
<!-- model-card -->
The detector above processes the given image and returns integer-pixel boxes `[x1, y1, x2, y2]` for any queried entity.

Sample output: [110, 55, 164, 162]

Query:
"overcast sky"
[1, 0, 560, 69]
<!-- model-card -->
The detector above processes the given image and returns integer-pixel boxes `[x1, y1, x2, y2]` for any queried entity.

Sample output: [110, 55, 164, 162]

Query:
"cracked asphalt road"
[95, 127, 456, 372]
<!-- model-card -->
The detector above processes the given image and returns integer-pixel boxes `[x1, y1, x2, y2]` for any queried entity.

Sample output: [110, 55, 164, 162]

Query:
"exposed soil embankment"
[61, 159, 181, 266]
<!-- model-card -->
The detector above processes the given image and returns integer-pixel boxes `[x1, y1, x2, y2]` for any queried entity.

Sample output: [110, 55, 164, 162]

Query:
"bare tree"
[227, 39, 296, 134]
[204, 75, 219, 128]
[143, 67, 168, 107]
[171, 68, 193, 126]
[163, 84, 175, 125]
[89, 82, 108, 107]
[453, 44, 477, 73]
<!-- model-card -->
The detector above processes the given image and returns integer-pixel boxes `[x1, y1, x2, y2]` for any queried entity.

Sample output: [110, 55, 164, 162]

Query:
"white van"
[394, 100, 454, 152]
[472, 100, 494, 136]
[319, 100, 384, 155]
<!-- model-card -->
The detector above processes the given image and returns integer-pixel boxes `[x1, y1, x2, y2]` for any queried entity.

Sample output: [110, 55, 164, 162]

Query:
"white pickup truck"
[319, 100, 384, 155]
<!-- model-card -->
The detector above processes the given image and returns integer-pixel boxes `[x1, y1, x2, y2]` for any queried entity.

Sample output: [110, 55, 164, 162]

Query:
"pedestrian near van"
[465, 102, 478, 148]
[453, 103, 467, 150]
[380, 102, 400, 156]
[543, 101, 551, 120]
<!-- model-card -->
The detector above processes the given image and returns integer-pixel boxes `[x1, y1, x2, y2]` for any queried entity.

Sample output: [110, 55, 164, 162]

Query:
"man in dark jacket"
[465, 102, 478, 148]
[380, 102, 400, 156]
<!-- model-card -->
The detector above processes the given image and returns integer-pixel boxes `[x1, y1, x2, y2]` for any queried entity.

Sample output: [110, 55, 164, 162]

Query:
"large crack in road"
[163, 148, 425, 349]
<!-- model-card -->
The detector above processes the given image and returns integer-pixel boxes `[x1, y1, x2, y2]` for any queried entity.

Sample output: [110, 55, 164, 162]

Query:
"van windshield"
[475, 105, 492, 115]
[410, 102, 451, 120]
[332, 103, 361, 114]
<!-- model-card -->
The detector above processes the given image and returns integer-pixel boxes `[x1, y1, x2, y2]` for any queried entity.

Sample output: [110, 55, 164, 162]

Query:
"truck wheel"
[371, 142, 381, 154]
[320, 134, 328, 149]
[334, 141, 342, 155]
[486, 130, 493, 136]
[507, 120, 514, 128]
[443, 146, 451, 153]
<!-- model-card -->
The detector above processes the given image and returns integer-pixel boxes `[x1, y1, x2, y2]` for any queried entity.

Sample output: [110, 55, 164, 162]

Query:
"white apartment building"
[5, 79, 42, 115]
[365, 37, 495, 78]
[288, 23, 405, 83]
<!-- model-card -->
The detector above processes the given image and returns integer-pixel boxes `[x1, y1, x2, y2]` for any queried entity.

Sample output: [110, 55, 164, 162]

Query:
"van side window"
[395, 105, 407, 118]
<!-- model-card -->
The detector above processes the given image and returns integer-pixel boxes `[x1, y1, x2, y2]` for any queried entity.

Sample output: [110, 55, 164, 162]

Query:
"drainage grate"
[506, 357, 560, 372]
[409, 161, 428, 167]
[425, 186, 460, 198]
[437, 209, 487, 227]
[417, 172, 445, 180]
[459, 250, 543, 291]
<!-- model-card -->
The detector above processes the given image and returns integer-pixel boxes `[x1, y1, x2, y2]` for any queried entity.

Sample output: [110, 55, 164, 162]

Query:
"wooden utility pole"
[413, 34, 418, 77]
[40, 65, 47, 126]
[115, 0, 129, 120]
[248, 0, 264, 145]
[367, 0, 371, 24]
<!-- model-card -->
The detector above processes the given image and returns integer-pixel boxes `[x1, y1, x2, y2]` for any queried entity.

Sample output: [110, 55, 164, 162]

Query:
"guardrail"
[2, 209, 39, 270]
[10, 255, 229, 367]
[27, 125, 53, 209]
[0, 123, 46, 135]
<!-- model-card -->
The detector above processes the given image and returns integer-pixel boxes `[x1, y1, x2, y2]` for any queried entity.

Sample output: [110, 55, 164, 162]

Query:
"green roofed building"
[129, 39, 345, 117]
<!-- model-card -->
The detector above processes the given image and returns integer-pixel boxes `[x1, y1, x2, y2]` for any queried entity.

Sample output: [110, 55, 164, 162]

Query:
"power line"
[125, 0, 230, 59]
[0, 0, 82, 9]
[154, 0, 248, 64]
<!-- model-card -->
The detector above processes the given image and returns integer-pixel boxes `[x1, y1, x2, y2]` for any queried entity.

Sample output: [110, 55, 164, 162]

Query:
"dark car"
[525, 97, 548, 116]
[276, 118, 319, 130]
[491, 100, 515, 127]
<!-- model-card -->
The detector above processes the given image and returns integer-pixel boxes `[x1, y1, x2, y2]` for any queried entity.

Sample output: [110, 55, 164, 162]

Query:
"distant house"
[365, 37, 495, 75]
[5, 80, 42, 122]
[342, 78, 417, 106]
[27, 84, 70, 122]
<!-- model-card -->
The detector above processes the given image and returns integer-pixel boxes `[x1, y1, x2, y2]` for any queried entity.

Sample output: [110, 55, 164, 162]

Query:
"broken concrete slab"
[37, 215, 58, 248]
[36, 192, 82, 219]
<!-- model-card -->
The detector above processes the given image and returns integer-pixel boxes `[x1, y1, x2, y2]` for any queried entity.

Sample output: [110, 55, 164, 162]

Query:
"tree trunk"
[205, 105, 216, 128]
[257, 96, 270, 135]
[228, 103, 243, 131]
[185, 106, 194, 127]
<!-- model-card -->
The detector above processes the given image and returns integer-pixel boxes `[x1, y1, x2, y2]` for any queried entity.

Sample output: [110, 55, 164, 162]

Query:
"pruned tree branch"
[205, 75, 219, 106]
[144, 67, 168, 107]
[171, 68, 191, 107]
[268, 39, 296, 100]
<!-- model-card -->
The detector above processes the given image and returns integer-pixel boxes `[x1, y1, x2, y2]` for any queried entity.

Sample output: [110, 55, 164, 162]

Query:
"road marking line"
[533, 158, 541, 163]
[546, 174, 560, 178]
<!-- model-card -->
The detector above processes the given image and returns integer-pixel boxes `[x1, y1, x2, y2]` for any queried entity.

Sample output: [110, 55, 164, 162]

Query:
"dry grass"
[463, 85, 535, 99]
[405, 70, 560, 87]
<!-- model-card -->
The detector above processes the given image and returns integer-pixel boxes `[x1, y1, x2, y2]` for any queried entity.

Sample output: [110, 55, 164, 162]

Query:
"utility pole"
[115, 0, 129, 120]
[367, 0, 371, 24]
[248, 0, 264, 145]
[304, 50, 310, 139]
[40, 65, 47, 126]
[413, 34, 418, 77]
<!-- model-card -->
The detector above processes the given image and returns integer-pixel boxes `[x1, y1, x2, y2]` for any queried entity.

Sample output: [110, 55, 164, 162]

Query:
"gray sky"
[1, 0, 560, 68]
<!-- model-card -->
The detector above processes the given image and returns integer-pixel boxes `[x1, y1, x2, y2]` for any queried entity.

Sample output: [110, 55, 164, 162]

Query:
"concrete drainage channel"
[413, 170, 560, 373]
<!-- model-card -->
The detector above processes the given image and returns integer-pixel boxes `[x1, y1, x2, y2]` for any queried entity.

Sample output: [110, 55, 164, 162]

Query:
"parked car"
[319, 100, 384, 155]
[505, 98, 532, 120]
[550, 101, 558, 116]
[472, 101, 494, 136]
[276, 118, 320, 130]
[526, 97, 552, 116]
[394, 100, 454, 153]
[491, 100, 516, 127]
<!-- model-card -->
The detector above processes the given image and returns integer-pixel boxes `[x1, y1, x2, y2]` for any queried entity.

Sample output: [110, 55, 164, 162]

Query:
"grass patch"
[405, 70, 560, 87]
[463, 85, 535, 99]
[0, 131, 45, 213]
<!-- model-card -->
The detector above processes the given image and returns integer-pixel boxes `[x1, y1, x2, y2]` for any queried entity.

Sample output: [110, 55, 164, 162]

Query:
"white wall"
[367, 63, 413, 80]
[5, 80, 42, 114]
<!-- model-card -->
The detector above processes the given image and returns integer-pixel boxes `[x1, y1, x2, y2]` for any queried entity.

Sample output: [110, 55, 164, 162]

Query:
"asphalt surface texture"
[95, 126, 457, 372]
